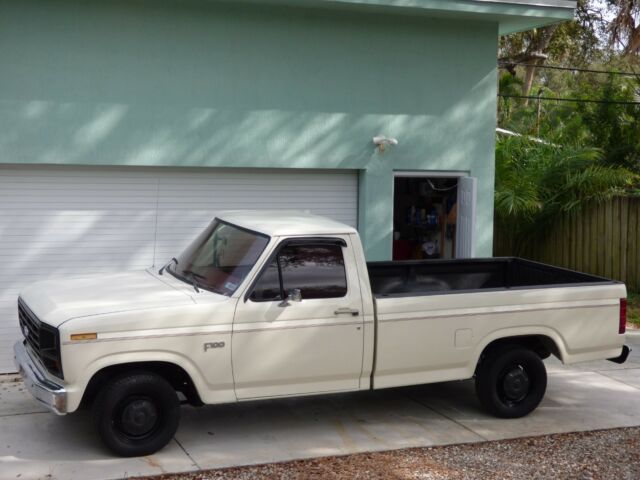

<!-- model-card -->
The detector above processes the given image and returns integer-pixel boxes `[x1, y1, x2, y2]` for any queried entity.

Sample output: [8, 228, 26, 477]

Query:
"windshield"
[168, 219, 269, 296]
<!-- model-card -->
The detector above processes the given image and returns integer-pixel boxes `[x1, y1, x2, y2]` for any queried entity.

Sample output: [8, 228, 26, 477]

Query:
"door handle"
[334, 308, 360, 317]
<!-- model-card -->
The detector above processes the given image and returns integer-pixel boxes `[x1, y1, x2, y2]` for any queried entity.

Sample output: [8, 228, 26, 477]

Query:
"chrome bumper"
[13, 341, 67, 415]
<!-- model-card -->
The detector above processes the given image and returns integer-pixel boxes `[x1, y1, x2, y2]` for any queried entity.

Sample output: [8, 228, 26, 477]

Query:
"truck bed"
[367, 257, 614, 297]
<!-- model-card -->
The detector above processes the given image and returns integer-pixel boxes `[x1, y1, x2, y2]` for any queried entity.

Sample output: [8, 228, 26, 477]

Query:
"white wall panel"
[0, 165, 357, 372]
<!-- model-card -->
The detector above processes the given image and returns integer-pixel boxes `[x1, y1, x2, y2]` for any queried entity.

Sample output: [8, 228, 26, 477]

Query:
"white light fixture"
[373, 135, 399, 152]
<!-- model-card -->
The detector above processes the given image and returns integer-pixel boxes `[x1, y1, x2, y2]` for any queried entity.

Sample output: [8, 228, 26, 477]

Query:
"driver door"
[232, 236, 365, 399]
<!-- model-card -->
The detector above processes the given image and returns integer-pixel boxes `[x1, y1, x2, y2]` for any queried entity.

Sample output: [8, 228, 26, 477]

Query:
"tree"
[607, 0, 640, 56]
[498, 0, 640, 172]
[499, 0, 603, 100]
[500, 26, 559, 101]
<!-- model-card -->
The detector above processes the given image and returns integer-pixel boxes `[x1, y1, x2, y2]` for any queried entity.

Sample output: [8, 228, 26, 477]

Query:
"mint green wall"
[0, 0, 497, 260]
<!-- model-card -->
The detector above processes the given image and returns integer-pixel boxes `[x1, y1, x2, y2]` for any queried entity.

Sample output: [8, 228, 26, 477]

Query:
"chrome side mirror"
[278, 288, 302, 307]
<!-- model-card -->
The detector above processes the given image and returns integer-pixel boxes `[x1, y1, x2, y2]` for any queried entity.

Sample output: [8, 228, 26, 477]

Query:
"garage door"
[0, 165, 358, 373]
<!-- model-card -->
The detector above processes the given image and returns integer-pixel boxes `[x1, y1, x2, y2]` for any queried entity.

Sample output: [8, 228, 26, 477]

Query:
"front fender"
[58, 301, 238, 412]
[63, 340, 235, 412]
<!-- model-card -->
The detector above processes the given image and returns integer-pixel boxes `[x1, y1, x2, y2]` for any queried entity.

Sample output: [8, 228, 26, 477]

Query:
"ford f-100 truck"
[14, 211, 630, 456]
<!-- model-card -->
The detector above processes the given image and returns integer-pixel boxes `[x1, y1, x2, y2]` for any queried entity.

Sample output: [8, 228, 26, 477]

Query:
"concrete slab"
[176, 390, 483, 471]
[598, 368, 640, 389]
[0, 408, 197, 480]
[0, 377, 48, 417]
[0, 334, 638, 479]
[405, 369, 640, 442]
[625, 330, 640, 345]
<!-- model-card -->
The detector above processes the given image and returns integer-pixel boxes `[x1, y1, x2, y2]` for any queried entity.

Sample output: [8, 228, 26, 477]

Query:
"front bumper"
[13, 341, 67, 415]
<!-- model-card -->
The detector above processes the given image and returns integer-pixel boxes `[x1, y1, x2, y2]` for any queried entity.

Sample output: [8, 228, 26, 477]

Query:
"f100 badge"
[204, 342, 225, 351]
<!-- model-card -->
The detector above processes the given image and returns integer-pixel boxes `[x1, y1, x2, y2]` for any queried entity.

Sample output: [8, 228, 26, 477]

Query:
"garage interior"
[393, 176, 459, 261]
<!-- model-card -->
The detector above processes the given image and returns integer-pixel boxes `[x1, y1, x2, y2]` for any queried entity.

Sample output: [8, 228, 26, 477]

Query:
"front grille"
[18, 298, 63, 379]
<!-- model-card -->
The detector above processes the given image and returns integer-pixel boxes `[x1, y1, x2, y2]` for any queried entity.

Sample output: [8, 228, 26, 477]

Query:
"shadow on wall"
[0, 0, 497, 171]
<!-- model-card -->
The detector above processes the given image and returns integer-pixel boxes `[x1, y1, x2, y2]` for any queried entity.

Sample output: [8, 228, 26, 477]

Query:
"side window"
[280, 245, 347, 299]
[250, 243, 348, 302]
[250, 258, 282, 302]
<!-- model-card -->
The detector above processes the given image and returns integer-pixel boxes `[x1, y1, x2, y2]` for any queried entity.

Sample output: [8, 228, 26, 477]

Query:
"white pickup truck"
[14, 211, 630, 456]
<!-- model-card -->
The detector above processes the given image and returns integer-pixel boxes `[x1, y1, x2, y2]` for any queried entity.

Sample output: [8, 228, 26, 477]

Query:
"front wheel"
[475, 346, 547, 418]
[93, 372, 180, 457]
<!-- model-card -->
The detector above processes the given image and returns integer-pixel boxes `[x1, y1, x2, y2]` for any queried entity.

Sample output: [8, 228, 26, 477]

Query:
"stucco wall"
[0, 0, 498, 260]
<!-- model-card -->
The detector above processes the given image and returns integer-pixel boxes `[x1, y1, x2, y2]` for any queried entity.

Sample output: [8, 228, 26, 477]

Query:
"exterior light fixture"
[373, 135, 399, 152]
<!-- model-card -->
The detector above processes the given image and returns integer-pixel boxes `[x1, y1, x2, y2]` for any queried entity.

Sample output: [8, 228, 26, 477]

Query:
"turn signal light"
[619, 298, 627, 335]
[70, 333, 97, 341]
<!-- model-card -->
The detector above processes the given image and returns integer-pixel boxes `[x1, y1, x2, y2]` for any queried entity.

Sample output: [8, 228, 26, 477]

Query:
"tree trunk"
[625, 28, 640, 55]
[500, 26, 559, 106]
[522, 59, 540, 105]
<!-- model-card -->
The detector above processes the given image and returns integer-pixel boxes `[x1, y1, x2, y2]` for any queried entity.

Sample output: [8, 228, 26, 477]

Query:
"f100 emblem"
[204, 342, 225, 352]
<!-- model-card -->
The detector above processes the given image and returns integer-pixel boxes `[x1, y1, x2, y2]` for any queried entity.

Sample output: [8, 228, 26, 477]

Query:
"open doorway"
[392, 174, 476, 261]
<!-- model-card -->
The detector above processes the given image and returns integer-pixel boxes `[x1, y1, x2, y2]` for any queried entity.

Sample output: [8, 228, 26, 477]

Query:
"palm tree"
[495, 135, 636, 255]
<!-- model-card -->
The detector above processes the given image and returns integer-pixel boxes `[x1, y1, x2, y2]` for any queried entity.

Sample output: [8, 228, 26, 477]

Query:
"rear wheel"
[475, 346, 547, 418]
[93, 372, 180, 457]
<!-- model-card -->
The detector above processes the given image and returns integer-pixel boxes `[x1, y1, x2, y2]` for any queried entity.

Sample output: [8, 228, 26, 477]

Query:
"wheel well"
[478, 335, 561, 365]
[81, 362, 203, 408]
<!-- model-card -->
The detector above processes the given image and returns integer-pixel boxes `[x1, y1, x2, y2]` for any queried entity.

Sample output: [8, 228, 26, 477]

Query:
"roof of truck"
[216, 210, 357, 237]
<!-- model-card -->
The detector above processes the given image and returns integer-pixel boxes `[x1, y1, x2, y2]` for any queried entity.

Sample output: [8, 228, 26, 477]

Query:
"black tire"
[475, 346, 547, 418]
[92, 372, 180, 457]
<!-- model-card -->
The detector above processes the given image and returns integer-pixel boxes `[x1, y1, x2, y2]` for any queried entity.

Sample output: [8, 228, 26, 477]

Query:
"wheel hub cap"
[120, 399, 159, 437]
[502, 366, 530, 402]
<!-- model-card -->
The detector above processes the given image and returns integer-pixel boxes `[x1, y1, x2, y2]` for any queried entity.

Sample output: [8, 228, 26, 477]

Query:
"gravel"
[134, 427, 640, 480]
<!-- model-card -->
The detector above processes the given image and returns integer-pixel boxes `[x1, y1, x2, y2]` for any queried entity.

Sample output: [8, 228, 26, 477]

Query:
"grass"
[628, 292, 640, 329]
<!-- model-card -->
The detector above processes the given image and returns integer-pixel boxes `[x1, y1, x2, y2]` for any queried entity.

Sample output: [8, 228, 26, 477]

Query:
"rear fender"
[473, 327, 568, 367]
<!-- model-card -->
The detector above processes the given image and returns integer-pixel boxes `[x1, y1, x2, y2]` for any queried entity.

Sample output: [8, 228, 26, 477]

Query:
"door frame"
[392, 170, 472, 259]
[393, 170, 470, 179]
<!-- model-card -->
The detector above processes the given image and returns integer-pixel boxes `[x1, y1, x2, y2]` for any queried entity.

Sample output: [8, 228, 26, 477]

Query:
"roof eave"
[225, 0, 576, 34]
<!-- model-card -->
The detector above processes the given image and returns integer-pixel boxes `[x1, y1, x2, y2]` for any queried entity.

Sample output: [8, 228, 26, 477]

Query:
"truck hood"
[19, 271, 195, 328]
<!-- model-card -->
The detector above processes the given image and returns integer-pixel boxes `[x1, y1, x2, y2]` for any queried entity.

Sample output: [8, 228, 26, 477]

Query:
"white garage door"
[0, 165, 358, 373]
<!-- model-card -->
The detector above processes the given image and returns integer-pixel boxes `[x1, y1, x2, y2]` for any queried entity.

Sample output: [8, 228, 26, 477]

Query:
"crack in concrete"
[403, 392, 490, 442]
[174, 436, 202, 470]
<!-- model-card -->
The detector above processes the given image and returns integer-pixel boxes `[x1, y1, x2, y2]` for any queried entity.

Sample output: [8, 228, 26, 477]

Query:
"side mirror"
[278, 288, 302, 307]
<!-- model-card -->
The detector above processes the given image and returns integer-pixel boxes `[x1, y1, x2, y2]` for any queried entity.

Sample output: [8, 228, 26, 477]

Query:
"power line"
[498, 93, 640, 105]
[498, 61, 640, 77]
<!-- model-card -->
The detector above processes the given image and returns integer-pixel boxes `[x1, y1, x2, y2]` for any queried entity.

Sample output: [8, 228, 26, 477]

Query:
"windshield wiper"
[182, 269, 206, 293]
[158, 257, 179, 275]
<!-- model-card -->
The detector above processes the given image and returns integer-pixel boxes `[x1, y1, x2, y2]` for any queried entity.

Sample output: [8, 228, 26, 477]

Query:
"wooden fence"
[494, 196, 640, 292]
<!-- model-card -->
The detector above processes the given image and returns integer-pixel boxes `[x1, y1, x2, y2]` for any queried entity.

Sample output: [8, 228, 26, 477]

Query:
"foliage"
[496, 1, 640, 256]
[629, 291, 640, 328]
[606, 0, 640, 55]
[498, 2, 640, 172]
[500, 1, 640, 63]
[494, 136, 636, 253]
[500, 0, 603, 68]
[498, 68, 640, 172]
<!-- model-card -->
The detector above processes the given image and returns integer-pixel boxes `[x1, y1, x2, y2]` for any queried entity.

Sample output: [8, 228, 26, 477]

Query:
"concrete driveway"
[2, 332, 639, 480]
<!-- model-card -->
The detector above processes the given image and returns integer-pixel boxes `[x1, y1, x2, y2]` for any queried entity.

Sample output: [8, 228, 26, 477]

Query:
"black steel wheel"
[93, 372, 180, 457]
[475, 346, 547, 418]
